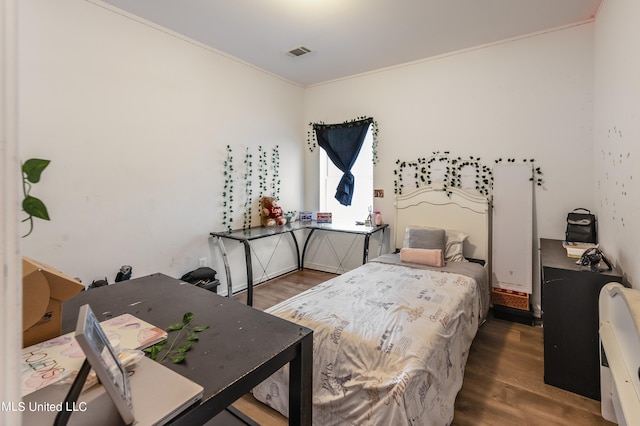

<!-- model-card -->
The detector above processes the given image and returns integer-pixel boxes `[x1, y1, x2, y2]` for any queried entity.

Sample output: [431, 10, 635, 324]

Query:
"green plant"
[271, 145, 281, 199]
[258, 145, 267, 197]
[22, 158, 51, 237]
[221, 144, 282, 231]
[144, 312, 208, 364]
[222, 145, 234, 232]
[242, 147, 253, 230]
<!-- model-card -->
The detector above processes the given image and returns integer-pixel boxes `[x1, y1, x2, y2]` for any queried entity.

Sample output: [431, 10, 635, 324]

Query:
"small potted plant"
[284, 210, 297, 222]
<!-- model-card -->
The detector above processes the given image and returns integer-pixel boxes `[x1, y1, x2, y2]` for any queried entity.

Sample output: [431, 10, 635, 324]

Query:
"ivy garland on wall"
[271, 146, 281, 200]
[220, 144, 281, 232]
[222, 145, 234, 231]
[257, 145, 268, 221]
[307, 116, 380, 165]
[393, 151, 544, 197]
[242, 147, 253, 230]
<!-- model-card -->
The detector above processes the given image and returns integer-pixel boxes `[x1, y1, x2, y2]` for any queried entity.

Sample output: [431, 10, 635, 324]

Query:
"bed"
[252, 186, 491, 425]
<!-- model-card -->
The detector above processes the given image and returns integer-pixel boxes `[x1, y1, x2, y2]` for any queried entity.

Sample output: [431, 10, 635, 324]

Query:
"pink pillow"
[400, 248, 445, 267]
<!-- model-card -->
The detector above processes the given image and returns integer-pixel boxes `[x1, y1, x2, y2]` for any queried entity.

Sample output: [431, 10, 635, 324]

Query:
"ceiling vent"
[287, 46, 311, 57]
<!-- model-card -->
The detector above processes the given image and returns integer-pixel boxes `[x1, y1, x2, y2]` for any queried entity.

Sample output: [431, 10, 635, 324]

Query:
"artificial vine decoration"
[222, 145, 234, 232]
[144, 312, 208, 364]
[307, 116, 380, 165]
[306, 122, 320, 151]
[242, 147, 253, 230]
[495, 158, 544, 187]
[258, 145, 267, 196]
[369, 119, 380, 165]
[394, 152, 543, 197]
[219, 144, 282, 232]
[21, 158, 51, 238]
[271, 146, 281, 200]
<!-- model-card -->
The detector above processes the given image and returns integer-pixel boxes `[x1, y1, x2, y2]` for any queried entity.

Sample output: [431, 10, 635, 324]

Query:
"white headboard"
[394, 186, 492, 262]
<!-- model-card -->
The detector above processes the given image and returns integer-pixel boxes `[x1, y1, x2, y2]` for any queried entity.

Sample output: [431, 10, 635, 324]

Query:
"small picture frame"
[299, 211, 313, 223]
[316, 212, 332, 223]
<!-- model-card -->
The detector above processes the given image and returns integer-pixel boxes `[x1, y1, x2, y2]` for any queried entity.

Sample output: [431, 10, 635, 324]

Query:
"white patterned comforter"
[252, 255, 488, 425]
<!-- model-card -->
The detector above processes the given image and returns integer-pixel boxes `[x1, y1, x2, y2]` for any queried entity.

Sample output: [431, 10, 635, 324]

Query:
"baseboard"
[492, 304, 536, 326]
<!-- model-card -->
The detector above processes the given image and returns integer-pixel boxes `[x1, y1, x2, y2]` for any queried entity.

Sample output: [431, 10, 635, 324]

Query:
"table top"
[61, 273, 312, 423]
[210, 221, 387, 241]
[539, 238, 621, 277]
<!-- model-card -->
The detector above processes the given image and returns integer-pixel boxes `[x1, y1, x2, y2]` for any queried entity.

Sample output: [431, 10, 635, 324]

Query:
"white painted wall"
[593, 0, 640, 288]
[18, 0, 304, 290]
[303, 24, 595, 314]
[5, 0, 639, 409]
[1, 0, 23, 422]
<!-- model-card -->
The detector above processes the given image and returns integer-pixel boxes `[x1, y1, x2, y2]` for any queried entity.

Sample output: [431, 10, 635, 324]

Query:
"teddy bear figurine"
[261, 196, 287, 227]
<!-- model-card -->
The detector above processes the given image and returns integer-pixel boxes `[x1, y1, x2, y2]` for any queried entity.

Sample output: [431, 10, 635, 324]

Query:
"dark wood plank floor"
[232, 270, 612, 425]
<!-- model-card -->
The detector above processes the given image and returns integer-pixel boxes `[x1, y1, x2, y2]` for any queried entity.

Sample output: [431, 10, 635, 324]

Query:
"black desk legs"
[362, 226, 384, 263]
[300, 228, 316, 270]
[215, 237, 234, 300]
[363, 234, 371, 264]
[289, 332, 313, 426]
[290, 232, 301, 270]
[241, 240, 253, 306]
[214, 237, 254, 307]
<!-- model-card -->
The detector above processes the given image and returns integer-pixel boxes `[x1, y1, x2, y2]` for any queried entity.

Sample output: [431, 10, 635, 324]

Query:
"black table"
[211, 222, 387, 306]
[540, 238, 622, 400]
[210, 223, 302, 306]
[61, 273, 313, 425]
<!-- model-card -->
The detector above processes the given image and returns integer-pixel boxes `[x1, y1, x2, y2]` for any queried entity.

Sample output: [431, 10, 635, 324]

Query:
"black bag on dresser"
[565, 208, 597, 243]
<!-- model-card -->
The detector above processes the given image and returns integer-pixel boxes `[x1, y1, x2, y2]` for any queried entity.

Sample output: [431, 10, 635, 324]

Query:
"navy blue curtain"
[314, 118, 372, 206]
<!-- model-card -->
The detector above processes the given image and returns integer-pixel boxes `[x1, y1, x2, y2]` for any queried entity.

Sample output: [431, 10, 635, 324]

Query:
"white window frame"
[319, 130, 373, 225]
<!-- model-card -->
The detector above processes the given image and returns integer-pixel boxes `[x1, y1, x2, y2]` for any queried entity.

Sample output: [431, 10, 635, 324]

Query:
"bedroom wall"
[303, 24, 595, 314]
[593, 0, 640, 288]
[2, 0, 23, 421]
[18, 0, 305, 290]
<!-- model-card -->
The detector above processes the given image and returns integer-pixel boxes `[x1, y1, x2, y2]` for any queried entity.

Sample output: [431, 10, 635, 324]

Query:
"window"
[319, 129, 373, 225]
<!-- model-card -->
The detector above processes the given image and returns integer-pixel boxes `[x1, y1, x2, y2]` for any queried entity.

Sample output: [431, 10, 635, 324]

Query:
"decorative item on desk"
[374, 211, 382, 226]
[365, 205, 373, 226]
[260, 196, 287, 227]
[299, 211, 313, 223]
[144, 312, 208, 364]
[576, 247, 613, 272]
[317, 212, 332, 223]
[284, 210, 297, 222]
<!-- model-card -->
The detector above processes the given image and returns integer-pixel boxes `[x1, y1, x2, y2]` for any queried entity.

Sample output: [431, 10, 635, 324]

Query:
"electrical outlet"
[198, 257, 207, 267]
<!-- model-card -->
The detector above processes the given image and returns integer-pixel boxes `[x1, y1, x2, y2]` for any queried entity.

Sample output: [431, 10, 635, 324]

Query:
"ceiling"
[99, 0, 602, 87]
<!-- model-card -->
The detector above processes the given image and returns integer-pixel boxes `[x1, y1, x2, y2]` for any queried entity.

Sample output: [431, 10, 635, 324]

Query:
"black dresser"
[540, 238, 622, 400]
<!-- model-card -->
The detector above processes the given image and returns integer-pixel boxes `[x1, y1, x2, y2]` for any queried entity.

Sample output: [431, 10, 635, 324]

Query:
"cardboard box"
[491, 287, 530, 311]
[22, 257, 85, 347]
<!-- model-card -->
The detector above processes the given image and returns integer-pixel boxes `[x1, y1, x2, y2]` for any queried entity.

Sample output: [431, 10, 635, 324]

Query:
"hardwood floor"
[231, 270, 613, 426]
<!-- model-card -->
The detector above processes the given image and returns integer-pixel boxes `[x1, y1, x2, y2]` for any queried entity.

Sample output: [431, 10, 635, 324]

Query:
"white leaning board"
[491, 163, 533, 293]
